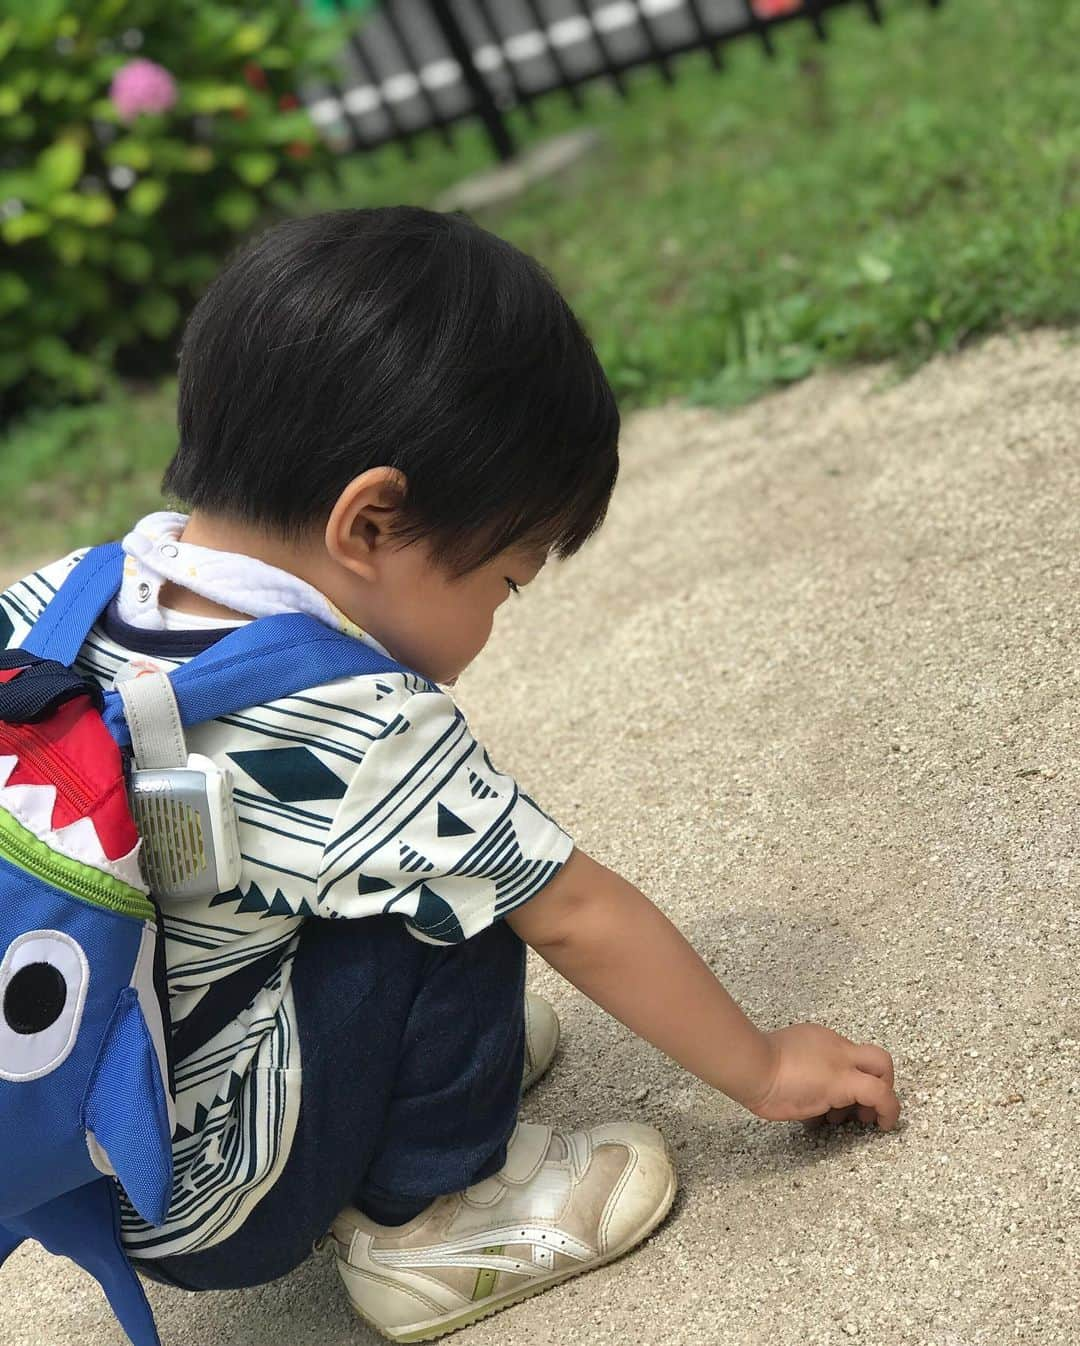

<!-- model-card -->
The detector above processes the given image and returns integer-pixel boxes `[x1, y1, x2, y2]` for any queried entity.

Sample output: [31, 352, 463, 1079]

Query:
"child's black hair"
[164, 207, 619, 576]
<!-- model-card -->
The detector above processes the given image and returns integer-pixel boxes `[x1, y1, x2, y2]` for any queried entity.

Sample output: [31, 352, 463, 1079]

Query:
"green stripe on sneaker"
[472, 1247, 504, 1300]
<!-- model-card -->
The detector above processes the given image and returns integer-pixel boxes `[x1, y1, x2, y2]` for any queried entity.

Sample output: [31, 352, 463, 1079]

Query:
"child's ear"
[325, 467, 409, 581]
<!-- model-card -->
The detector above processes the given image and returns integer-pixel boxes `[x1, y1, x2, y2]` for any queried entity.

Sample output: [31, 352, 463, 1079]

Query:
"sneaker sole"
[346, 1153, 678, 1344]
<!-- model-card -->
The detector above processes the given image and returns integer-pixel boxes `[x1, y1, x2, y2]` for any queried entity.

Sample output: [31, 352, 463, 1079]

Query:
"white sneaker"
[521, 991, 560, 1093]
[328, 1120, 677, 1343]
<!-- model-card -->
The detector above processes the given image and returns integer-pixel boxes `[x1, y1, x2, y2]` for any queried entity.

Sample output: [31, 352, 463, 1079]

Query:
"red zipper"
[0, 721, 97, 816]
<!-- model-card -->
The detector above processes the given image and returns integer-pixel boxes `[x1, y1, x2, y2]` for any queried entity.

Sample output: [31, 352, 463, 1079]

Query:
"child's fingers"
[851, 1069, 901, 1130]
[849, 1042, 895, 1086]
[810, 1103, 882, 1127]
[804, 1104, 879, 1128]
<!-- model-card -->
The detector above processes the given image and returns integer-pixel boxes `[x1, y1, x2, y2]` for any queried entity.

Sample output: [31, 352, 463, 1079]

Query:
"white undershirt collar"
[118, 511, 389, 656]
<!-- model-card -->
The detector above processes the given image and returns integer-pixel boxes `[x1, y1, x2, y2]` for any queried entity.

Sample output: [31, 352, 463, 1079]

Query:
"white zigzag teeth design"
[51, 815, 109, 866]
[49, 819, 148, 895]
[108, 842, 146, 894]
[1, 782, 58, 834]
[0, 772, 149, 896]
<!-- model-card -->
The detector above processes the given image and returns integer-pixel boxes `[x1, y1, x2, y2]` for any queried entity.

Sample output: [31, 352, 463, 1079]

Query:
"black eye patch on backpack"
[3, 963, 68, 1036]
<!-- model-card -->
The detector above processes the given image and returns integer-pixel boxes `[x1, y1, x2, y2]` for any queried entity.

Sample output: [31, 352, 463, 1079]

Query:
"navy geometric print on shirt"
[437, 804, 475, 837]
[411, 883, 466, 942]
[209, 881, 317, 917]
[357, 874, 395, 896]
[228, 747, 348, 802]
[468, 770, 498, 801]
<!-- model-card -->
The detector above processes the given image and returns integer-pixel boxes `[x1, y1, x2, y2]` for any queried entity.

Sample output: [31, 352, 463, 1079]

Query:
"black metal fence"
[307, 0, 943, 163]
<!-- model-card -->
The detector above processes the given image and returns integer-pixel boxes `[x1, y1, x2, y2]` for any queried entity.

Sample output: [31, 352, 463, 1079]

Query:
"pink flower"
[752, 0, 803, 16]
[110, 59, 178, 121]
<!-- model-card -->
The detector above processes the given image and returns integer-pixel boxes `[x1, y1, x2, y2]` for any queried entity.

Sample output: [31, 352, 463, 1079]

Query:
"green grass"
[0, 383, 177, 569]
[4, 0, 1080, 566]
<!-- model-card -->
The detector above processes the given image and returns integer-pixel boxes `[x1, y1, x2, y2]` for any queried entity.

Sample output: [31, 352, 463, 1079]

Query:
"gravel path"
[2, 330, 1078, 1345]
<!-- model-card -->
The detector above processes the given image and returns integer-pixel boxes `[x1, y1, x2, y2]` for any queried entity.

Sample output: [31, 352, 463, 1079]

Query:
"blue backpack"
[0, 543, 408, 1346]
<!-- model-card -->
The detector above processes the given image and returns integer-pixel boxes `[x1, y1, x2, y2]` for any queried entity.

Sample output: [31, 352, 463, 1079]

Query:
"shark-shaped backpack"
[0, 543, 409, 1345]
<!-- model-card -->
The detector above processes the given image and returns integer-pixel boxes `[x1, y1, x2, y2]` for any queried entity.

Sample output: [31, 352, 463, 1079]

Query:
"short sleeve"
[316, 688, 573, 943]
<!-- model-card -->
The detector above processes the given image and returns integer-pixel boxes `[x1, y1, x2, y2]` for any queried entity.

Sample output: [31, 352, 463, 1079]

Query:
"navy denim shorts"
[141, 913, 526, 1290]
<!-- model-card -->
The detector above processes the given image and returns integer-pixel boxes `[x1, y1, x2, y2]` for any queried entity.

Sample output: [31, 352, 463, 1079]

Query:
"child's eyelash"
[505, 578, 520, 595]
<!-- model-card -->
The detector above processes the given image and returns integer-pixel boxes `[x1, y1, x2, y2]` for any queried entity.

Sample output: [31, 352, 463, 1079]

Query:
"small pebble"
[632, 1085, 650, 1103]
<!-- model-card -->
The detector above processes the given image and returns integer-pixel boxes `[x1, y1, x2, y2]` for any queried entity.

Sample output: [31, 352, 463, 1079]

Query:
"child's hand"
[745, 1023, 901, 1131]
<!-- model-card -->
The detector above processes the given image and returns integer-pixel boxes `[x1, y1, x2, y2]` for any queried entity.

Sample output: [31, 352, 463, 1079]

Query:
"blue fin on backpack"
[0, 543, 413, 1345]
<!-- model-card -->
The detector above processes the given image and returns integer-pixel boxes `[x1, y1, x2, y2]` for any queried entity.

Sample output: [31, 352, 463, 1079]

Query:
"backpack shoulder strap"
[21, 543, 125, 664]
[22, 543, 428, 741]
[101, 611, 425, 748]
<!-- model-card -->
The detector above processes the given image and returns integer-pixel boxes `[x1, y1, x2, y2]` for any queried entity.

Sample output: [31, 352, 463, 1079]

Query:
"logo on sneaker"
[373, 1224, 594, 1282]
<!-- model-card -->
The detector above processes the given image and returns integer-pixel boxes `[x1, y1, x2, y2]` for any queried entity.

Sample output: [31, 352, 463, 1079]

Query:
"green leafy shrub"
[0, 1, 341, 412]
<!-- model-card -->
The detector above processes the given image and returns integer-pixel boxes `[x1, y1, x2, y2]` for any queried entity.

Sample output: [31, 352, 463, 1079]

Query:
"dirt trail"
[3, 330, 1078, 1344]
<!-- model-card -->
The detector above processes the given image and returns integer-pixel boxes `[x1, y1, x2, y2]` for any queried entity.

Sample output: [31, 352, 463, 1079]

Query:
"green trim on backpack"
[0, 809, 152, 922]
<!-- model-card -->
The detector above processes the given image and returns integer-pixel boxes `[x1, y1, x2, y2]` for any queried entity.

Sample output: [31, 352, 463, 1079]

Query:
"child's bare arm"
[507, 849, 776, 1104]
[506, 848, 900, 1130]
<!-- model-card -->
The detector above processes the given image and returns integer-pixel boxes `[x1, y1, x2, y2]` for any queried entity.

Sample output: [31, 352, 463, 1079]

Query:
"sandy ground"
[2, 330, 1078, 1345]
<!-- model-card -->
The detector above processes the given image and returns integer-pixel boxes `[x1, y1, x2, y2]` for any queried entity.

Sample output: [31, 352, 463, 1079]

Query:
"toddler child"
[0, 207, 900, 1342]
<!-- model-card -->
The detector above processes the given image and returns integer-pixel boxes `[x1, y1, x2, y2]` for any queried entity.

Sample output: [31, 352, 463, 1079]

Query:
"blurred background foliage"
[0, 0, 339, 410]
[2, 0, 1079, 568]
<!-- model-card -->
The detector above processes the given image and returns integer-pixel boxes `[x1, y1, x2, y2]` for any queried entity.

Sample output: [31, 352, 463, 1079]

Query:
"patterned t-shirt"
[0, 551, 572, 1258]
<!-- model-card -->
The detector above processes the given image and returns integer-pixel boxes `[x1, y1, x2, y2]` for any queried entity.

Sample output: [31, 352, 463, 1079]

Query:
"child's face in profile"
[321, 467, 550, 685]
[344, 538, 548, 687]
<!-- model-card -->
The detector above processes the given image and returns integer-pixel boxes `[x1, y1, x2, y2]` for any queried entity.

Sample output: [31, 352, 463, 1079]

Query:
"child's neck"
[158, 512, 327, 621]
